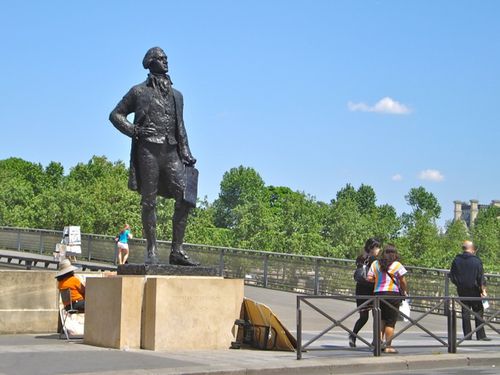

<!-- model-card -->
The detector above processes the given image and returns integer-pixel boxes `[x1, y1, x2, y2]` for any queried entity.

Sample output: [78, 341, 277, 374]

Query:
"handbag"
[353, 258, 370, 283]
[385, 270, 411, 321]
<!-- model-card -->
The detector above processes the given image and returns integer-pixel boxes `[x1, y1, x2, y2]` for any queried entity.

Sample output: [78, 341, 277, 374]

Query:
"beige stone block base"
[142, 276, 244, 351]
[84, 276, 144, 349]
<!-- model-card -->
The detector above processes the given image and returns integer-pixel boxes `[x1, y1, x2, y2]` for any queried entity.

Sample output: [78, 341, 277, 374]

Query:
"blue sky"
[1, 1, 498, 226]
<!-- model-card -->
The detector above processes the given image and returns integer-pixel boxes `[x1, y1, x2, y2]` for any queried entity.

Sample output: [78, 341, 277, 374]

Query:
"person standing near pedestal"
[115, 224, 133, 265]
[109, 47, 198, 266]
[449, 240, 490, 341]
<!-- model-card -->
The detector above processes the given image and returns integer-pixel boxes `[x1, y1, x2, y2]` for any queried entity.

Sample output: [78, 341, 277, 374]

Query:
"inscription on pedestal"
[117, 263, 218, 276]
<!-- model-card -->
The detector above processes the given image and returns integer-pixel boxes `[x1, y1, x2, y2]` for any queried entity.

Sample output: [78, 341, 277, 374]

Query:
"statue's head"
[143, 47, 168, 74]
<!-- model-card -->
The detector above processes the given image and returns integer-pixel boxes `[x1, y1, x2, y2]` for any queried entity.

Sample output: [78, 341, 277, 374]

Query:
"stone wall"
[0, 270, 59, 334]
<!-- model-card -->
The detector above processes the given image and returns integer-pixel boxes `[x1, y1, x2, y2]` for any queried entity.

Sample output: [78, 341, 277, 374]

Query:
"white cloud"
[348, 97, 411, 115]
[391, 174, 403, 181]
[418, 169, 445, 182]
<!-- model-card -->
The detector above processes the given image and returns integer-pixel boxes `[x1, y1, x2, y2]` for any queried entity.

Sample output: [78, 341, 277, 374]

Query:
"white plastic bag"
[399, 299, 411, 322]
[482, 299, 490, 310]
[63, 311, 85, 336]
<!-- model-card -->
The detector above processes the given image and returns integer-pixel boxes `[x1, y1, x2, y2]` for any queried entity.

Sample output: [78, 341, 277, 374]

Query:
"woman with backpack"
[367, 244, 408, 353]
[349, 238, 381, 347]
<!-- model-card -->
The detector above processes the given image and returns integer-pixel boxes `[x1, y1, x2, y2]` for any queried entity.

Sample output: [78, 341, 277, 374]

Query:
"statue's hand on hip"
[134, 126, 156, 139]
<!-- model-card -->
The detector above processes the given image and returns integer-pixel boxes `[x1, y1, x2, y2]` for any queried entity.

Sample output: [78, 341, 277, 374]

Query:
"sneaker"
[348, 334, 356, 348]
[478, 337, 492, 341]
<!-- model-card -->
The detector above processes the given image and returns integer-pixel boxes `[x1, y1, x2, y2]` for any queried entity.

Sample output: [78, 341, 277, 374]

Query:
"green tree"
[0, 158, 48, 227]
[370, 204, 401, 243]
[405, 186, 441, 219]
[266, 186, 330, 255]
[356, 184, 377, 214]
[325, 183, 400, 258]
[471, 206, 500, 272]
[185, 198, 235, 246]
[398, 187, 442, 267]
[440, 219, 470, 268]
[325, 196, 371, 259]
[213, 166, 267, 228]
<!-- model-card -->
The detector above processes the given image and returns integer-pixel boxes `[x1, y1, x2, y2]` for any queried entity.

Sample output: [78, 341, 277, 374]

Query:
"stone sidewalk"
[0, 333, 499, 375]
[1, 286, 498, 374]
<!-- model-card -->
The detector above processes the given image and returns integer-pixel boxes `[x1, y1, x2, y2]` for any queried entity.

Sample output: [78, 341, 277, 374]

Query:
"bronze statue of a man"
[110, 47, 198, 266]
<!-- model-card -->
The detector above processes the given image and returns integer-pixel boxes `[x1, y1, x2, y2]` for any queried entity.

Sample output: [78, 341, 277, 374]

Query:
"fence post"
[218, 248, 225, 276]
[113, 242, 118, 265]
[39, 231, 44, 254]
[263, 254, 269, 288]
[87, 236, 92, 261]
[444, 273, 450, 316]
[373, 297, 381, 357]
[296, 297, 302, 360]
[16, 230, 21, 251]
[447, 298, 457, 353]
[314, 258, 320, 295]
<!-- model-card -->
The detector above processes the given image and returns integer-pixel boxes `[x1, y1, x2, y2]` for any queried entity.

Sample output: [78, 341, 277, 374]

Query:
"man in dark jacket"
[449, 241, 489, 340]
[109, 47, 197, 266]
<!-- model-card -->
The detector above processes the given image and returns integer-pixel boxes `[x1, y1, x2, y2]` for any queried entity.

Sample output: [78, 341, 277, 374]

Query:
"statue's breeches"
[136, 139, 186, 204]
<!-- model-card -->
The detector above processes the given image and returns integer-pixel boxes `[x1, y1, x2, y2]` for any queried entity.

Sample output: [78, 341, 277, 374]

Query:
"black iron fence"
[1, 226, 498, 320]
[297, 295, 500, 359]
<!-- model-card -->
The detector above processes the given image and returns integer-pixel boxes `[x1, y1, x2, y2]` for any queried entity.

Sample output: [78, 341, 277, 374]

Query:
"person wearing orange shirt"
[55, 259, 85, 312]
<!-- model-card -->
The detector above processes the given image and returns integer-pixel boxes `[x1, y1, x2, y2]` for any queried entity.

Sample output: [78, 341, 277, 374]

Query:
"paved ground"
[359, 367, 499, 375]
[0, 285, 498, 375]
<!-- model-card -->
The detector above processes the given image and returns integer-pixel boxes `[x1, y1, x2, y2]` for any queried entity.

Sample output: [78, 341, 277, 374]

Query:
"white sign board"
[63, 226, 81, 245]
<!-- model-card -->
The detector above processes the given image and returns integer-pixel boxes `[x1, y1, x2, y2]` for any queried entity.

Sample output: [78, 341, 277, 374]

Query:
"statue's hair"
[142, 47, 166, 69]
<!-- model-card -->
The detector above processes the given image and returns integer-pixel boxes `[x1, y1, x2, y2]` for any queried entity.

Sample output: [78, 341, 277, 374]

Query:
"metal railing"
[296, 295, 500, 359]
[0, 226, 498, 320]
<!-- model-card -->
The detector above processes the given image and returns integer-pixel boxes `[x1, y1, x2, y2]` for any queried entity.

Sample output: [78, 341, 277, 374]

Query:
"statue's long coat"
[109, 82, 193, 198]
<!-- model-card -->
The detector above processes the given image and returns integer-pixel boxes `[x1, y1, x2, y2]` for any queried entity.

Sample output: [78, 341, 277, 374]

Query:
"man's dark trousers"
[459, 288, 486, 340]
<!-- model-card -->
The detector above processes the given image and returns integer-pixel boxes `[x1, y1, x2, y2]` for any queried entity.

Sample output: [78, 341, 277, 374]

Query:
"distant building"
[454, 199, 500, 227]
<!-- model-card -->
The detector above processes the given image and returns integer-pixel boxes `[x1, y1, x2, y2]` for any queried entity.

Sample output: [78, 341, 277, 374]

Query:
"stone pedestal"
[117, 263, 218, 276]
[84, 276, 144, 349]
[84, 275, 244, 351]
[142, 276, 243, 350]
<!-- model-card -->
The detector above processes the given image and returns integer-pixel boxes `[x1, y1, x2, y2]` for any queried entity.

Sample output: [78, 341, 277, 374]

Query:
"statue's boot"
[169, 200, 198, 266]
[169, 244, 199, 266]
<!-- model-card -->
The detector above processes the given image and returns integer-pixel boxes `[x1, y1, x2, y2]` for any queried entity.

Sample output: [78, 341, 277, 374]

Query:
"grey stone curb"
[70, 352, 500, 375]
